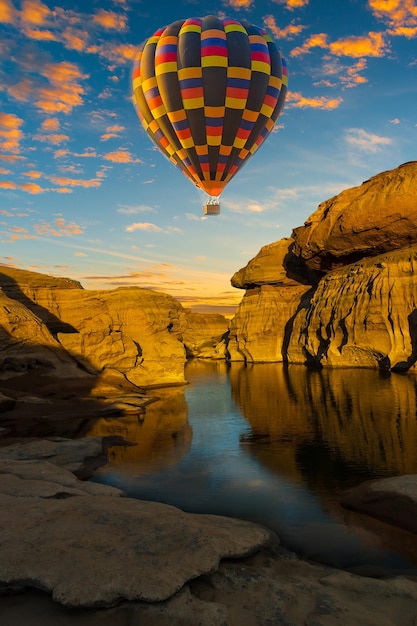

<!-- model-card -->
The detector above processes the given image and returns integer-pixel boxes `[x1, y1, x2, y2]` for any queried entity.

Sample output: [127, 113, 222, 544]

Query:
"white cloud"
[344, 128, 392, 153]
[125, 222, 162, 232]
[117, 204, 156, 214]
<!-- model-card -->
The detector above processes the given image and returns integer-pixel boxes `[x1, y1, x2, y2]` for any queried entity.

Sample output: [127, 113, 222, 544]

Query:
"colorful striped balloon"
[132, 15, 288, 205]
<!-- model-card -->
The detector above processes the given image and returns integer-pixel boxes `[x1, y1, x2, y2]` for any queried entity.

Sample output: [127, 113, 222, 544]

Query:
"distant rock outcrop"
[229, 162, 417, 370]
[0, 266, 228, 388]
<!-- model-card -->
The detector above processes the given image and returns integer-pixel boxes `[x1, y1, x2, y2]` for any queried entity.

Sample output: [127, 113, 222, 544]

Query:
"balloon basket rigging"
[203, 197, 220, 216]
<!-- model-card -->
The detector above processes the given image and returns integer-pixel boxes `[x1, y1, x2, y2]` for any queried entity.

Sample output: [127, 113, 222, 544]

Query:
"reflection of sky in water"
[95, 362, 417, 575]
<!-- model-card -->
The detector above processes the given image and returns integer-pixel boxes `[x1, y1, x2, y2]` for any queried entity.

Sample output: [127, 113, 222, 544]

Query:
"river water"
[91, 360, 417, 576]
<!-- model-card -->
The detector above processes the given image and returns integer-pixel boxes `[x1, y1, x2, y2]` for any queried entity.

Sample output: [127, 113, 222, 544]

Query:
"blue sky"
[0, 0, 416, 314]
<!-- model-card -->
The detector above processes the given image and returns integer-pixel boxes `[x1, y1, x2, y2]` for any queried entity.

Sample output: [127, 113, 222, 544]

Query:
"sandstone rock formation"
[182, 310, 228, 359]
[291, 161, 417, 273]
[0, 266, 228, 388]
[229, 162, 417, 370]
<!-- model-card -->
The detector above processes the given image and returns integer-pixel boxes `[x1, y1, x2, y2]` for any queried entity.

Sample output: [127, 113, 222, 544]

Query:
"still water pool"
[91, 360, 417, 575]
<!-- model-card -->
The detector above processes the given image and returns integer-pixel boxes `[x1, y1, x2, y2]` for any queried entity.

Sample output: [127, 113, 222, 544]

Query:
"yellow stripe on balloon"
[251, 60, 270, 74]
[224, 23, 247, 34]
[202, 55, 228, 68]
[225, 96, 246, 109]
[183, 96, 205, 109]
[155, 62, 177, 76]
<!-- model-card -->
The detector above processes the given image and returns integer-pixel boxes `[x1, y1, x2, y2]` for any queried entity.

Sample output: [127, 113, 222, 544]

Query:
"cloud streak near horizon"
[0, 0, 415, 312]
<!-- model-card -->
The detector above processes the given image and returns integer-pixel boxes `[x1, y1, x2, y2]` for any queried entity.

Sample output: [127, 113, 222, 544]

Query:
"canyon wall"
[229, 162, 417, 371]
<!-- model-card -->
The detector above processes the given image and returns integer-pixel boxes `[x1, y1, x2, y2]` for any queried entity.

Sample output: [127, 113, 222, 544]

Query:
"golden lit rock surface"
[228, 238, 316, 362]
[0, 266, 188, 386]
[291, 161, 417, 273]
[0, 266, 229, 386]
[288, 245, 417, 370]
[230, 163, 417, 370]
[182, 311, 229, 359]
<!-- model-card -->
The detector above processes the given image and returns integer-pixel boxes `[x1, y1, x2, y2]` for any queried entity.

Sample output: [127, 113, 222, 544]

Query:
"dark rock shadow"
[390, 309, 417, 372]
[0, 271, 78, 337]
[0, 273, 149, 443]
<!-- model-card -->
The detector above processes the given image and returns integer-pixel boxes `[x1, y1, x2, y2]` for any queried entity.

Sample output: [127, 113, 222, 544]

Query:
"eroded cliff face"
[291, 161, 417, 273]
[288, 245, 417, 370]
[0, 266, 227, 387]
[229, 162, 417, 371]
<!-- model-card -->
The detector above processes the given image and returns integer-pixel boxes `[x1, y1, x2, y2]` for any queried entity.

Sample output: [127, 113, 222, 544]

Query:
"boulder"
[291, 161, 417, 273]
[0, 436, 135, 479]
[0, 487, 271, 607]
[231, 237, 317, 289]
[340, 474, 417, 533]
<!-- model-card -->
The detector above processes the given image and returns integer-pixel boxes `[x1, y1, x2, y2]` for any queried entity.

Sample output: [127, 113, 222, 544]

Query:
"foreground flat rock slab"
[0, 459, 124, 498]
[340, 474, 417, 533]
[0, 490, 271, 608]
[2, 550, 417, 626]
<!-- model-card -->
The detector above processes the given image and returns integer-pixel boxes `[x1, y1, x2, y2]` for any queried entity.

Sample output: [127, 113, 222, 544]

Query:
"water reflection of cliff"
[230, 364, 417, 487]
[86, 387, 191, 472]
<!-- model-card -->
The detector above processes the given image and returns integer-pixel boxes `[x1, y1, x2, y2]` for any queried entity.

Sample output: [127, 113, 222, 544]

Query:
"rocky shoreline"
[0, 383, 417, 625]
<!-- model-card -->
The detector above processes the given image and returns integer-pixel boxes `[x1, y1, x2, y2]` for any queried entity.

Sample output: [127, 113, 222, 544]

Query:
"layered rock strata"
[229, 162, 417, 370]
[0, 266, 228, 387]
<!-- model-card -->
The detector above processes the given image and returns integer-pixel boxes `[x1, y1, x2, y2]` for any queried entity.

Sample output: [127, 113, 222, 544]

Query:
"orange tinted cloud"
[290, 32, 328, 56]
[0, 181, 17, 189]
[93, 9, 127, 30]
[48, 175, 102, 188]
[35, 61, 88, 114]
[0, 112, 23, 153]
[101, 123, 124, 141]
[273, 0, 310, 8]
[0, 0, 15, 23]
[340, 58, 368, 87]
[62, 28, 89, 51]
[329, 32, 387, 57]
[23, 27, 57, 41]
[21, 0, 50, 25]
[19, 182, 44, 193]
[41, 118, 59, 131]
[263, 15, 304, 39]
[89, 42, 138, 64]
[286, 91, 343, 109]
[7, 61, 87, 114]
[34, 217, 84, 236]
[369, 0, 417, 38]
[34, 133, 69, 145]
[23, 170, 42, 178]
[223, 0, 252, 8]
[103, 149, 138, 163]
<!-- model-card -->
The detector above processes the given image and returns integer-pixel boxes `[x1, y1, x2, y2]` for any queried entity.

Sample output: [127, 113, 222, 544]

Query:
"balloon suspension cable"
[203, 195, 221, 216]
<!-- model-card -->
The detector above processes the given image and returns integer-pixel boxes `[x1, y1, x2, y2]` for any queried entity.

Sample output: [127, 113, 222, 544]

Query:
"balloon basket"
[203, 199, 220, 216]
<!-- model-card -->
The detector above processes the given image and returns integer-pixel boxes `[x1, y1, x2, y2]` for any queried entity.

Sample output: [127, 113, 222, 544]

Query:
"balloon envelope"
[132, 15, 288, 198]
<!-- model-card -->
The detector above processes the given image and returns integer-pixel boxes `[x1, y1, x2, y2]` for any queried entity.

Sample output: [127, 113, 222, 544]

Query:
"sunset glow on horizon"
[0, 0, 416, 314]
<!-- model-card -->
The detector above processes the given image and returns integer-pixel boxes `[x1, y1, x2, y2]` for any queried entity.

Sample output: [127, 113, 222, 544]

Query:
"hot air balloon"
[131, 15, 288, 215]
